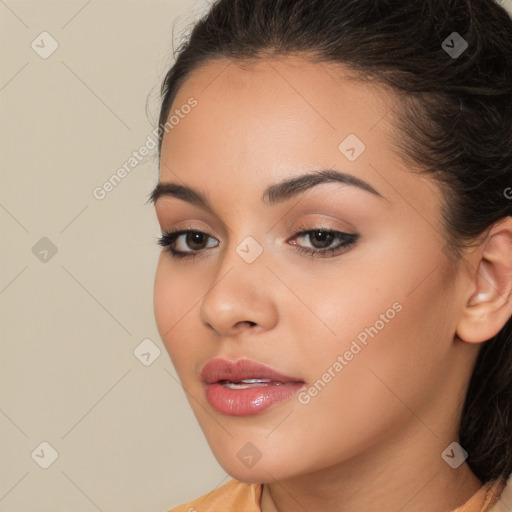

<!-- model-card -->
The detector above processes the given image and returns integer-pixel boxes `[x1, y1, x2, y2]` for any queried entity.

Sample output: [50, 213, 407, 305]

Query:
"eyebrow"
[147, 169, 385, 211]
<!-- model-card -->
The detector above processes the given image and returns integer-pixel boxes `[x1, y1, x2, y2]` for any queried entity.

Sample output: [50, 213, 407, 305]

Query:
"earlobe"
[456, 217, 512, 344]
[466, 261, 498, 308]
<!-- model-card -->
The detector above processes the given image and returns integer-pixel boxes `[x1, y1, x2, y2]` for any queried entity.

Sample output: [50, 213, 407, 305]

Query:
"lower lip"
[205, 382, 305, 416]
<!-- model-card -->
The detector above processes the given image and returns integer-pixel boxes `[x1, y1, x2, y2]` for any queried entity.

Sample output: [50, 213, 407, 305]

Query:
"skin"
[152, 56, 512, 511]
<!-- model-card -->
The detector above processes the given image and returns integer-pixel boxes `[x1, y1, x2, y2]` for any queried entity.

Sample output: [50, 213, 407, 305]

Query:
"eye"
[157, 230, 219, 259]
[289, 228, 359, 258]
[156, 226, 359, 260]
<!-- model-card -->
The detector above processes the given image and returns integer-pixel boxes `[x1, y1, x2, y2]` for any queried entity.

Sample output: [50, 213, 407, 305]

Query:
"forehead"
[157, 55, 444, 225]
[170, 55, 394, 134]
[162, 57, 395, 175]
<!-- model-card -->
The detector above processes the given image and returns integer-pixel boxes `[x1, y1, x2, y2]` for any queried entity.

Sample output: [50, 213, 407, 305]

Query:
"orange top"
[167, 478, 506, 512]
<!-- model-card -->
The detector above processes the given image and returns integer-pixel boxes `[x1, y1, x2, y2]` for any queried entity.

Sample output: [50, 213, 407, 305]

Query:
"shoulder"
[166, 479, 263, 512]
[456, 478, 508, 512]
[488, 476, 512, 512]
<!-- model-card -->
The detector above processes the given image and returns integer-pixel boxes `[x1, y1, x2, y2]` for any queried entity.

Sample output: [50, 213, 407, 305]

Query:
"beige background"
[1, 1, 512, 511]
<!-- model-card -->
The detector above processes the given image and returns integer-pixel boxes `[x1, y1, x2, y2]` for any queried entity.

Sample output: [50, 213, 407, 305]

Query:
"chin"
[220, 463, 279, 485]
[209, 444, 301, 484]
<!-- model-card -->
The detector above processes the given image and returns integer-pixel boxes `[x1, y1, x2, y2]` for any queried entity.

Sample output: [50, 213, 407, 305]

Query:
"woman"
[149, 0, 512, 510]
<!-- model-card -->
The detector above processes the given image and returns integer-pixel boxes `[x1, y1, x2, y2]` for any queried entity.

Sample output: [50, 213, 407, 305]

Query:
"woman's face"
[152, 56, 476, 483]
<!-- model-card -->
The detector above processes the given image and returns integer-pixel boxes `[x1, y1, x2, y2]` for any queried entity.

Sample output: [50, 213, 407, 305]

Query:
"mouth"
[217, 378, 298, 389]
[200, 358, 305, 416]
[201, 357, 303, 384]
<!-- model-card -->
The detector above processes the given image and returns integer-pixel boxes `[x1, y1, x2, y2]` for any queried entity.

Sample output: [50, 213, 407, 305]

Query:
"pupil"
[311, 231, 334, 249]
[187, 232, 205, 249]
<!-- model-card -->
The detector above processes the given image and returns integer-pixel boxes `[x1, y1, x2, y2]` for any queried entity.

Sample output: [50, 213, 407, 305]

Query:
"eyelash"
[157, 225, 359, 260]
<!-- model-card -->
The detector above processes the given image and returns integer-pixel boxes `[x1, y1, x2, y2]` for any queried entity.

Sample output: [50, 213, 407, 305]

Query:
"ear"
[456, 216, 512, 344]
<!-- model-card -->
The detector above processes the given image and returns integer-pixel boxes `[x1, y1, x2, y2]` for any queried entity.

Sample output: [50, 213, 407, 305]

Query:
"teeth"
[219, 379, 286, 389]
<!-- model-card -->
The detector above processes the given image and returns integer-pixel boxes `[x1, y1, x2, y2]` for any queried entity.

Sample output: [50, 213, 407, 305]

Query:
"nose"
[198, 244, 279, 337]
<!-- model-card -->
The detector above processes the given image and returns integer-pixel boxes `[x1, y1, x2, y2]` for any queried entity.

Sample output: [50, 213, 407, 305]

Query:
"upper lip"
[200, 358, 304, 384]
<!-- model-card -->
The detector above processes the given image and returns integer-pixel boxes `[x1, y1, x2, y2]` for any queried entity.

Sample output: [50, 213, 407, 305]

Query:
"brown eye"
[308, 230, 336, 249]
[157, 230, 219, 259]
[290, 229, 359, 258]
[186, 232, 209, 250]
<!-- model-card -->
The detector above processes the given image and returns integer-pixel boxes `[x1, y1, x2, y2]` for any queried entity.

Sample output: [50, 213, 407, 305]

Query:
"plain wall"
[1, 1, 511, 511]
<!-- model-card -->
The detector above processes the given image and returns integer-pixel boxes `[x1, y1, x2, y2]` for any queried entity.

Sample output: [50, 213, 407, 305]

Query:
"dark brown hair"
[156, 0, 512, 484]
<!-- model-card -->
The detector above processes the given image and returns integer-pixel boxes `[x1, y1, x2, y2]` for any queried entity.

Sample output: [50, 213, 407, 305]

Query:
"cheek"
[307, 269, 454, 422]
[153, 257, 204, 364]
[289, 238, 456, 411]
[312, 230, 454, 363]
[153, 257, 178, 339]
[275, 282, 451, 469]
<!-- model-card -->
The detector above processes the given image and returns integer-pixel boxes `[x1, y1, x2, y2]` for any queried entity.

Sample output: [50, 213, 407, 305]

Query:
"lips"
[200, 358, 303, 385]
[200, 358, 305, 416]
